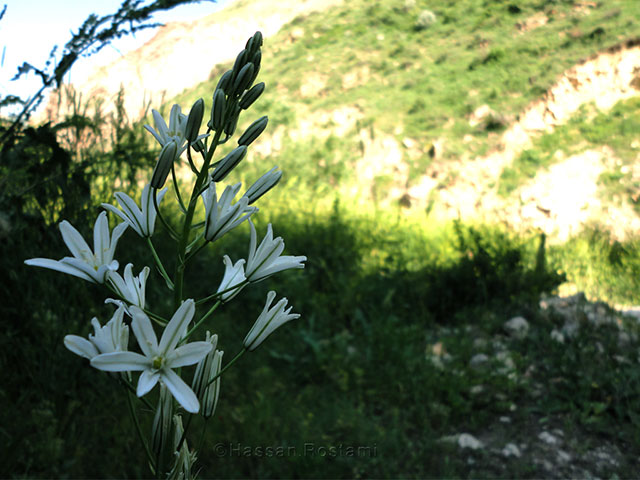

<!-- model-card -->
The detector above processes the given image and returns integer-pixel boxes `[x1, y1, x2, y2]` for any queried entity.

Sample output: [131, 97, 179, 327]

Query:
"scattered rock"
[470, 353, 490, 369]
[538, 431, 559, 445]
[502, 443, 522, 458]
[504, 316, 529, 339]
[458, 433, 484, 450]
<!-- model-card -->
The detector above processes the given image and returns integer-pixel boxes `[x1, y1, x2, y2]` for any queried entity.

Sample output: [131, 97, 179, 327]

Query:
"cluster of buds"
[24, 32, 306, 479]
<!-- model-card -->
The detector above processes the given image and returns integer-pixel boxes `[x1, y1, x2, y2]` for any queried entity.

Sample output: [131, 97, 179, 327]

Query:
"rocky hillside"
[51, 0, 640, 243]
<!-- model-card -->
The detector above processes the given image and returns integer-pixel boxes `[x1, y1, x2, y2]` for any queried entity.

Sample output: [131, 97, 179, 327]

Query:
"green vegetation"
[3, 0, 640, 477]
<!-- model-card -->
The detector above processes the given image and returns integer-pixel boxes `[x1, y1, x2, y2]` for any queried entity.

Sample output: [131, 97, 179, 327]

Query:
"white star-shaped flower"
[101, 184, 167, 238]
[91, 299, 212, 413]
[245, 220, 306, 283]
[243, 291, 300, 351]
[202, 180, 257, 243]
[106, 263, 150, 315]
[64, 306, 129, 360]
[144, 104, 208, 159]
[25, 211, 127, 284]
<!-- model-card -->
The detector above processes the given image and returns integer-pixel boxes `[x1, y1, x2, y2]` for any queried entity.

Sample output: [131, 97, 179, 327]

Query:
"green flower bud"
[151, 384, 173, 463]
[245, 166, 282, 204]
[238, 115, 268, 146]
[233, 63, 254, 95]
[250, 51, 262, 83]
[216, 70, 233, 94]
[211, 146, 247, 182]
[239, 82, 265, 110]
[232, 49, 248, 77]
[224, 104, 241, 137]
[185, 98, 204, 143]
[191, 332, 223, 420]
[246, 31, 263, 54]
[150, 142, 177, 189]
[208, 89, 226, 131]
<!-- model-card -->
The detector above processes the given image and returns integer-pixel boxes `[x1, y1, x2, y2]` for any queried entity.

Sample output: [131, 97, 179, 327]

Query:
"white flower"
[202, 180, 257, 242]
[244, 166, 282, 204]
[191, 332, 223, 419]
[144, 105, 188, 156]
[64, 306, 129, 360]
[216, 255, 246, 302]
[91, 299, 212, 413]
[144, 104, 208, 159]
[25, 211, 127, 284]
[243, 291, 300, 351]
[101, 184, 167, 238]
[106, 263, 150, 314]
[245, 220, 306, 283]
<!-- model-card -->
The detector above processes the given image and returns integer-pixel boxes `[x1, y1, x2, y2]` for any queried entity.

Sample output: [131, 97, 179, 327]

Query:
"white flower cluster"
[24, 31, 306, 478]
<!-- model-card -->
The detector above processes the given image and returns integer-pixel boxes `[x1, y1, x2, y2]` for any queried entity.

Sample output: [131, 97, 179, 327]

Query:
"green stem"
[125, 388, 156, 471]
[119, 377, 154, 411]
[173, 130, 223, 310]
[147, 237, 174, 290]
[171, 161, 188, 214]
[204, 348, 247, 389]
[197, 418, 209, 454]
[153, 188, 179, 241]
[179, 300, 221, 345]
[195, 279, 249, 306]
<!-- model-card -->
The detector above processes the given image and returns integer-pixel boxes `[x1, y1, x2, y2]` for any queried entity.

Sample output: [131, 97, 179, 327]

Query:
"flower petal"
[162, 368, 200, 413]
[91, 351, 149, 371]
[137, 369, 161, 397]
[159, 299, 195, 354]
[59, 220, 93, 263]
[64, 335, 99, 359]
[130, 306, 159, 357]
[106, 222, 128, 264]
[24, 258, 95, 282]
[168, 341, 213, 368]
[93, 211, 110, 265]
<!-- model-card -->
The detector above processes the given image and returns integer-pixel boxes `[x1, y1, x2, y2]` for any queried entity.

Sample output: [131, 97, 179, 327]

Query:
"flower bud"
[245, 166, 282, 204]
[151, 142, 177, 189]
[239, 82, 265, 110]
[238, 116, 268, 146]
[216, 70, 233, 94]
[250, 51, 262, 83]
[185, 98, 204, 143]
[151, 384, 173, 463]
[211, 146, 247, 182]
[233, 62, 254, 94]
[224, 104, 241, 137]
[246, 31, 263, 54]
[232, 49, 248, 77]
[208, 89, 226, 131]
[192, 333, 223, 419]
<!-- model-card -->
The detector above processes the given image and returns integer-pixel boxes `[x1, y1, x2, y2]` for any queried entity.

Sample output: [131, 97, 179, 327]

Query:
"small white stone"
[458, 433, 483, 450]
[504, 316, 529, 339]
[502, 443, 521, 458]
[469, 353, 489, 368]
[470, 385, 485, 395]
[538, 431, 558, 445]
[550, 329, 565, 343]
[557, 449, 571, 463]
[499, 416, 511, 423]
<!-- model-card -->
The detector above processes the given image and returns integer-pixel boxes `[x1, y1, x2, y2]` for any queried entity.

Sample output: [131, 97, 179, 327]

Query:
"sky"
[0, 0, 234, 103]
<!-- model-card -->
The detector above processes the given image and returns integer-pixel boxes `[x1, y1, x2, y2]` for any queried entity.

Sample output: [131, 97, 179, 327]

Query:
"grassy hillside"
[171, 0, 640, 198]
